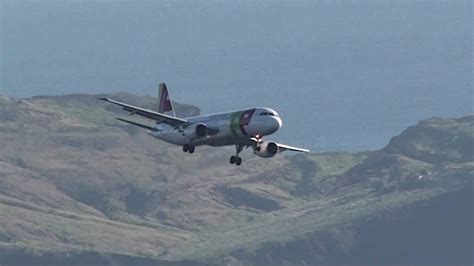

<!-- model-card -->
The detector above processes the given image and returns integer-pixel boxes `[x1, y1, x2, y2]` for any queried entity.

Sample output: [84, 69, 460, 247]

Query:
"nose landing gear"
[230, 145, 244, 166]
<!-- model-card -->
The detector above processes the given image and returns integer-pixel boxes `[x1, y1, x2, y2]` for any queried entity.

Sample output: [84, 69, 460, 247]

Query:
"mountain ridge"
[0, 94, 472, 265]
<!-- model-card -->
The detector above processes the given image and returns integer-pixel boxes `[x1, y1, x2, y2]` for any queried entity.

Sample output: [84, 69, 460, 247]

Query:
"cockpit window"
[259, 111, 278, 117]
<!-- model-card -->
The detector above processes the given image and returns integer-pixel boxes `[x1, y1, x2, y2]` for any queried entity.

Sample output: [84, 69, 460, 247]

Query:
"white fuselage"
[148, 107, 282, 147]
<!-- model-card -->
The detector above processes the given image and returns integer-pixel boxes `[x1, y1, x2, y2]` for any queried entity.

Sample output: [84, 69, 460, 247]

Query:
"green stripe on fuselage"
[230, 111, 242, 136]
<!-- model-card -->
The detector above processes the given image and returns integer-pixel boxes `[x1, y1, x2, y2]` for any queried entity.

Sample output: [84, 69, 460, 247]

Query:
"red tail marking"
[160, 88, 172, 113]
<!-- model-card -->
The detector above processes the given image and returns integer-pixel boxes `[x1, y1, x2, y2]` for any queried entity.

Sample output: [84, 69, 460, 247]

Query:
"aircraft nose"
[276, 116, 282, 128]
[273, 116, 282, 131]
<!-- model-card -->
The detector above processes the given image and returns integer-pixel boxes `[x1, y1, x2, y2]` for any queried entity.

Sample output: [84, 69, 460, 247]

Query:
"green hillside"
[0, 94, 472, 265]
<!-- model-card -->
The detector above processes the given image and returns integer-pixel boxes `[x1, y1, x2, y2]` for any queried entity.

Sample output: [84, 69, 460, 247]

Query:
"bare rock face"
[0, 94, 472, 265]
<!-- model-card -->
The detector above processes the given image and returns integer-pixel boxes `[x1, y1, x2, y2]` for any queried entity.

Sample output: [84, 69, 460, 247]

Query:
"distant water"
[1, 1, 472, 152]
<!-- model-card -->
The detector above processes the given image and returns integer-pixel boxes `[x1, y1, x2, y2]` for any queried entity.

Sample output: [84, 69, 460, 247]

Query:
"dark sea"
[1, 1, 472, 152]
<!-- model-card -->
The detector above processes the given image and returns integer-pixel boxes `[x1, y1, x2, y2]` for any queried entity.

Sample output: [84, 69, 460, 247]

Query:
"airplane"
[100, 83, 309, 165]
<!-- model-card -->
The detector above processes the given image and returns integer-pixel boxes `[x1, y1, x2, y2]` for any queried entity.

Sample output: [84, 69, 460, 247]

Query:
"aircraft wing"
[99, 97, 187, 127]
[277, 143, 310, 153]
[115, 118, 157, 131]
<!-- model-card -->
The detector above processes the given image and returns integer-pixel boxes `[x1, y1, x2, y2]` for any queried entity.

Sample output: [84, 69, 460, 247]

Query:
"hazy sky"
[1, 1, 472, 151]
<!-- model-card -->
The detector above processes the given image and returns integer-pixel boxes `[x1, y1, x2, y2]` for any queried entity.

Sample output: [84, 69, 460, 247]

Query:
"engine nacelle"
[183, 123, 208, 139]
[253, 141, 279, 158]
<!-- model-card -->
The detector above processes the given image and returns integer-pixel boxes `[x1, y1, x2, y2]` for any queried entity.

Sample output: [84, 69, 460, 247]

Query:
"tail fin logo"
[158, 83, 174, 114]
[160, 90, 172, 112]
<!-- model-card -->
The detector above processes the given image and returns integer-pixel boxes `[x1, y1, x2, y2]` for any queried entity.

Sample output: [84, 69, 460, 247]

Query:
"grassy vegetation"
[294, 152, 368, 178]
[385, 116, 474, 163]
[0, 94, 472, 264]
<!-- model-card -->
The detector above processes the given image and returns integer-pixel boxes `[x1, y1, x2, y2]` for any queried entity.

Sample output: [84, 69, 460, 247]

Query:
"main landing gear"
[182, 144, 195, 154]
[229, 155, 242, 166]
[229, 145, 243, 166]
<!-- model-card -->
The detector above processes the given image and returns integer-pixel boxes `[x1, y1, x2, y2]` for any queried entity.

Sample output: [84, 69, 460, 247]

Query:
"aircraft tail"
[158, 83, 176, 117]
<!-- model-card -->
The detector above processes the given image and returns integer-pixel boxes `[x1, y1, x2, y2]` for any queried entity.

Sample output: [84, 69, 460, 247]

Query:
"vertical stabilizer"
[158, 83, 176, 117]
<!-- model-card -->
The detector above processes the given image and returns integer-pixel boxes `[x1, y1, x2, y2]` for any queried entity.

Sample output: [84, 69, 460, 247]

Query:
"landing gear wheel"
[229, 156, 242, 165]
[230, 145, 244, 165]
[188, 146, 195, 154]
[183, 145, 189, 153]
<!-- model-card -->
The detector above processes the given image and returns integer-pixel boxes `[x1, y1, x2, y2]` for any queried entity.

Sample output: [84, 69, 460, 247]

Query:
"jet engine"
[183, 123, 208, 139]
[253, 141, 279, 158]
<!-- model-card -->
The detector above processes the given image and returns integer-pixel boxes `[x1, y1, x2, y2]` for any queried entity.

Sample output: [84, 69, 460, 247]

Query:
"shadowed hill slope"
[0, 94, 472, 265]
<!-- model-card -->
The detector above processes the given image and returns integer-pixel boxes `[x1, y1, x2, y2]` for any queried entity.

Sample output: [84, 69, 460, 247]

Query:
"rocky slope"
[0, 94, 472, 265]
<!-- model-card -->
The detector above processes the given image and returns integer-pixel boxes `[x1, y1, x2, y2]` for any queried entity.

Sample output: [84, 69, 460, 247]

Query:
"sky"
[1, 1, 472, 151]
